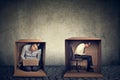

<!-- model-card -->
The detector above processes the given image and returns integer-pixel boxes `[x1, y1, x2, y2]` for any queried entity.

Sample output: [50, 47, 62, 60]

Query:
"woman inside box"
[19, 43, 41, 71]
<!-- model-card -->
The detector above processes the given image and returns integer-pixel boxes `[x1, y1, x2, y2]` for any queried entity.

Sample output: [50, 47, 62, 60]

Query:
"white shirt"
[75, 43, 85, 55]
[21, 45, 41, 60]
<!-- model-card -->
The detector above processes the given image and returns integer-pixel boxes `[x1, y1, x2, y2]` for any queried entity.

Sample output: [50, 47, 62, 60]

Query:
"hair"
[88, 42, 91, 45]
[85, 42, 91, 45]
[28, 42, 41, 49]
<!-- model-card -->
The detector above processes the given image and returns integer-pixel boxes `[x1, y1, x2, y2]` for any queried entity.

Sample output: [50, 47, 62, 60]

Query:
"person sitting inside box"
[73, 42, 93, 72]
[19, 43, 41, 71]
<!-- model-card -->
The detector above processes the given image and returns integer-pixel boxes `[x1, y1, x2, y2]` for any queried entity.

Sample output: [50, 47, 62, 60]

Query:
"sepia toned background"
[0, 0, 120, 66]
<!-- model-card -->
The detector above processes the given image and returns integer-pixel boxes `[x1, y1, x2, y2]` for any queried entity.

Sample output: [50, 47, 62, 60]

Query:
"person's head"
[30, 43, 40, 51]
[85, 42, 91, 48]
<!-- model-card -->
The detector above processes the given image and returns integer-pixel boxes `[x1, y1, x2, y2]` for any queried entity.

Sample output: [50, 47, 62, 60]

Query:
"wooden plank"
[16, 39, 42, 42]
[14, 68, 46, 77]
[64, 72, 103, 78]
[66, 37, 101, 41]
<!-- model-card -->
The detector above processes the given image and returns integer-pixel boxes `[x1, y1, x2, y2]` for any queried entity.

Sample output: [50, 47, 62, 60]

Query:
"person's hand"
[82, 53, 86, 55]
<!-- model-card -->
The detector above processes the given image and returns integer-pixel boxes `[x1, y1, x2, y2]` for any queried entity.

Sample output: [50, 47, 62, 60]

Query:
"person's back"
[75, 43, 85, 55]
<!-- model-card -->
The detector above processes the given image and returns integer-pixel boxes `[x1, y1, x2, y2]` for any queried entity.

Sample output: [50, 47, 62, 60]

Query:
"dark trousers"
[75, 54, 93, 70]
[20, 64, 40, 71]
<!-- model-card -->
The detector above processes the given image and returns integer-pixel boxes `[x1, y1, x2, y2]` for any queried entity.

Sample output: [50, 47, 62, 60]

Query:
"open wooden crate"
[64, 37, 103, 78]
[14, 39, 46, 77]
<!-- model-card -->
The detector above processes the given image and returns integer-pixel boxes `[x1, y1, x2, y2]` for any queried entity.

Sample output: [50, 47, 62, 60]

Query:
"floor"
[0, 65, 120, 80]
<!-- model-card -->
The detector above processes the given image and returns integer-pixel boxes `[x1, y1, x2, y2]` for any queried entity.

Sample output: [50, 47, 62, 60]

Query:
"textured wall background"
[0, 0, 120, 66]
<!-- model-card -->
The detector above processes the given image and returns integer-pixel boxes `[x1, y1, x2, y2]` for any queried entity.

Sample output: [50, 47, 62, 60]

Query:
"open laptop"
[23, 59, 39, 66]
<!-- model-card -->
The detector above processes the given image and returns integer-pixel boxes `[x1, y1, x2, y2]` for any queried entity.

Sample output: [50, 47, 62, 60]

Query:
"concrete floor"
[0, 65, 120, 80]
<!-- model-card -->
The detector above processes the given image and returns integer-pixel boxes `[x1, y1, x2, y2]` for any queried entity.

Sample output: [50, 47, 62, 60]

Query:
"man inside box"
[19, 43, 41, 71]
[74, 42, 93, 72]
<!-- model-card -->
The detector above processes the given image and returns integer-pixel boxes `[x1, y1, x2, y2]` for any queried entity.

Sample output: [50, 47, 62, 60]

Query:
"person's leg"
[81, 55, 93, 71]
[20, 65, 31, 71]
[24, 66, 32, 71]
[31, 66, 40, 71]
[87, 55, 93, 66]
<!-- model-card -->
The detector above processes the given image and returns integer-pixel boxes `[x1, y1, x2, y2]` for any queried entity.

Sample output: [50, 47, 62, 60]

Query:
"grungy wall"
[0, 0, 120, 66]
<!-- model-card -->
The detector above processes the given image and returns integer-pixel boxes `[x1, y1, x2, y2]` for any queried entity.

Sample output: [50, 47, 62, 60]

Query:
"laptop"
[23, 59, 39, 66]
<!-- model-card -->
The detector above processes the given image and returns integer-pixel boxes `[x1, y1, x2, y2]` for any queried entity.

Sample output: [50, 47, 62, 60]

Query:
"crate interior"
[65, 40, 101, 73]
[15, 42, 46, 70]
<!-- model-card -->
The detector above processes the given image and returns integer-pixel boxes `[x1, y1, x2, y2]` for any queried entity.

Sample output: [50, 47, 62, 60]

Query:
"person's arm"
[21, 45, 26, 60]
[36, 49, 41, 60]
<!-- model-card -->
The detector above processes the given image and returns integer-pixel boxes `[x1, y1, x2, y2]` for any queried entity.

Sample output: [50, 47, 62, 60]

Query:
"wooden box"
[13, 39, 46, 77]
[64, 37, 103, 78]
